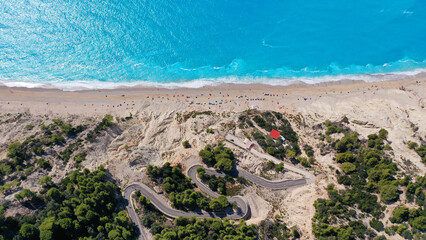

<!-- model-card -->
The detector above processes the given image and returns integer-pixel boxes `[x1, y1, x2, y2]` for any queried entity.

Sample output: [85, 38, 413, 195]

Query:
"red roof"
[269, 129, 280, 139]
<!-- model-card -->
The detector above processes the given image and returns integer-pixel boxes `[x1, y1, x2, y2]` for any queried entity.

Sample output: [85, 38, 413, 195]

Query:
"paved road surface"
[124, 134, 315, 240]
[225, 134, 314, 183]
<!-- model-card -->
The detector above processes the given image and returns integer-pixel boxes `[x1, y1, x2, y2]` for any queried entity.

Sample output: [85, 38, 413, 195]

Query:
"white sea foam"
[1, 67, 425, 92]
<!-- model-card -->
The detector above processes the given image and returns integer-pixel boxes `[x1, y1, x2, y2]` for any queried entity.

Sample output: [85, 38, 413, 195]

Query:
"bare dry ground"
[0, 77, 425, 239]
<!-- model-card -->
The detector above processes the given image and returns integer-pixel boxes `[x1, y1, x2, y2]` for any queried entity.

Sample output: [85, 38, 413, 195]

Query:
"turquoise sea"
[0, 0, 426, 90]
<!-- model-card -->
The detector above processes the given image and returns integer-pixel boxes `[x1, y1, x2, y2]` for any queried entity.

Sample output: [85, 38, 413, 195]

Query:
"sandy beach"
[1, 74, 425, 117]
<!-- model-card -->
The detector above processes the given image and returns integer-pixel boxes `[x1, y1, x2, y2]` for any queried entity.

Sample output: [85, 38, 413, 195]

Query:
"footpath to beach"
[124, 134, 315, 240]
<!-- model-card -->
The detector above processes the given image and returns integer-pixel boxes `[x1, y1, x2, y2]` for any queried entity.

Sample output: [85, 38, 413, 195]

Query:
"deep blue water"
[0, 0, 426, 89]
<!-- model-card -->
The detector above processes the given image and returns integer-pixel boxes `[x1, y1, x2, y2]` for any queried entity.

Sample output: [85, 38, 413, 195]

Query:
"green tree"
[408, 141, 418, 149]
[182, 140, 190, 149]
[378, 129, 388, 139]
[369, 219, 384, 232]
[47, 187, 61, 202]
[390, 206, 409, 223]
[19, 223, 39, 239]
[39, 217, 55, 240]
[108, 230, 121, 239]
[209, 199, 222, 211]
[217, 195, 229, 208]
[15, 189, 36, 203]
[39, 176, 54, 188]
[379, 184, 399, 203]
[337, 227, 355, 240]
[7, 142, 30, 165]
[340, 162, 356, 173]
[411, 216, 426, 231]
[199, 149, 214, 162]
[336, 152, 356, 163]
[0, 163, 12, 177]
[266, 147, 276, 155]
[36, 158, 51, 170]
[286, 149, 296, 159]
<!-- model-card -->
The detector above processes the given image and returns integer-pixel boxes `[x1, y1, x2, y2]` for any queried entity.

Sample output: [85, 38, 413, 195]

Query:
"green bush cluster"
[52, 119, 85, 138]
[179, 111, 213, 122]
[252, 111, 299, 144]
[147, 163, 229, 211]
[264, 161, 284, 172]
[312, 184, 381, 239]
[58, 143, 76, 162]
[238, 114, 254, 129]
[369, 218, 384, 232]
[367, 131, 388, 150]
[252, 130, 286, 160]
[1, 119, 87, 191]
[408, 141, 426, 164]
[239, 111, 301, 159]
[182, 140, 190, 149]
[0, 167, 135, 240]
[406, 175, 426, 206]
[311, 127, 422, 239]
[325, 124, 342, 135]
[385, 205, 426, 238]
[73, 152, 87, 164]
[258, 219, 297, 239]
[296, 156, 313, 167]
[7, 142, 32, 166]
[324, 120, 352, 136]
[303, 144, 314, 157]
[198, 142, 235, 171]
[86, 115, 115, 142]
[196, 167, 236, 195]
[330, 130, 400, 203]
[0, 180, 20, 195]
[152, 216, 257, 240]
[333, 132, 359, 153]
[6, 118, 86, 167]
[36, 158, 51, 170]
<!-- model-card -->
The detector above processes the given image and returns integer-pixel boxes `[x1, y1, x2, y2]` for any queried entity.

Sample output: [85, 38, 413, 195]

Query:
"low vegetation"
[263, 161, 284, 173]
[259, 219, 300, 239]
[198, 142, 235, 172]
[137, 194, 257, 240]
[0, 167, 135, 240]
[0, 115, 117, 198]
[408, 141, 426, 165]
[312, 121, 426, 239]
[176, 111, 214, 123]
[155, 217, 256, 240]
[182, 140, 190, 149]
[239, 110, 303, 162]
[147, 163, 229, 211]
[196, 167, 245, 196]
[86, 114, 115, 142]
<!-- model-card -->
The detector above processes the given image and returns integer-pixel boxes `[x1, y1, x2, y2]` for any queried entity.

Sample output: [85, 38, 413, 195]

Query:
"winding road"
[124, 134, 315, 240]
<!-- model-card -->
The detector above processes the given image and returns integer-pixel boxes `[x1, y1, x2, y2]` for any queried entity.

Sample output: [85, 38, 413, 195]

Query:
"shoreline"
[1, 68, 426, 92]
[0, 71, 425, 94]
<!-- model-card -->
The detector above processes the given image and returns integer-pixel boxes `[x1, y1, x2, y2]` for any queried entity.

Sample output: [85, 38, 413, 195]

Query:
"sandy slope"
[0, 76, 425, 239]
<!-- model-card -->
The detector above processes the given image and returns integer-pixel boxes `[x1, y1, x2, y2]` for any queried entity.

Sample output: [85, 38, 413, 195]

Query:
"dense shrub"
[147, 163, 229, 211]
[0, 167, 135, 240]
[153, 217, 257, 240]
[199, 142, 235, 171]
[182, 140, 190, 148]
